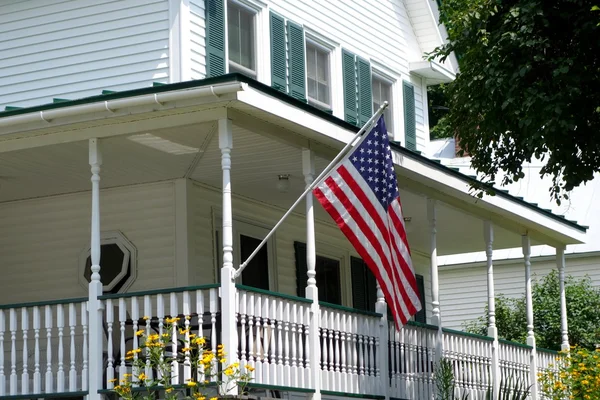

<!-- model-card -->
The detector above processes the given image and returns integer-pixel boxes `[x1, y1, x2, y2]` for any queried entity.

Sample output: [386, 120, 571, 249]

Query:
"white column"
[556, 246, 570, 351]
[219, 119, 238, 396]
[88, 138, 104, 400]
[427, 199, 443, 367]
[522, 235, 538, 399]
[302, 149, 321, 399]
[375, 283, 390, 400]
[484, 221, 500, 399]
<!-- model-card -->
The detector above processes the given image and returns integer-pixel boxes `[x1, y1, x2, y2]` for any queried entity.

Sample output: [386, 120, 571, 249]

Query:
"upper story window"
[306, 41, 331, 110]
[227, 1, 256, 77]
[372, 75, 393, 135]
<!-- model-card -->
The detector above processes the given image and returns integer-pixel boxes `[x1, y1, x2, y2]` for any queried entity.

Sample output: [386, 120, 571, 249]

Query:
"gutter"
[0, 81, 246, 129]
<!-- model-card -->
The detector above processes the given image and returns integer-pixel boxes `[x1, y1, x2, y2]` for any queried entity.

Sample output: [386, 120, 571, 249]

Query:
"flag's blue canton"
[349, 116, 399, 209]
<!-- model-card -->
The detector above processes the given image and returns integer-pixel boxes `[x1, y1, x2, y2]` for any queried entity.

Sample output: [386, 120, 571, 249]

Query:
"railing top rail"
[319, 301, 383, 318]
[405, 320, 440, 331]
[537, 347, 560, 355]
[498, 338, 534, 350]
[442, 326, 494, 342]
[236, 284, 313, 304]
[0, 296, 88, 310]
[99, 283, 220, 300]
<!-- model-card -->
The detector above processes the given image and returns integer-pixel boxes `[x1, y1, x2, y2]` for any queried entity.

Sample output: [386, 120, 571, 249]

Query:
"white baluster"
[143, 295, 152, 382]
[246, 293, 255, 376]
[44, 306, 53, 393]
[131, 297, 139, 387]
[33, 307, 41, 394]
[183, 291, 192, 384]
[81, 302, 88, 391]
[302, 307, 309, 388]
[240, 291, 247, 367]
[340, 313, 347, 393]
[21, 308, 29, 394]
[69, 303, 77, 392]
[254, 294, 262, 383]
[268, 298, 276, 384]
[0, 310, 5, 396]
[9, 309, 16, 395]
[209, 289, 218, 379]
[334, 312, 341, 390]
[284, 301, 290, 386]
[118, 298, 126, 381]
[169, 292, 179, 385]
[261, 295, 269, 383]
[57, 304, 65, 392]
[320, 311, 328, 391]
[290, 303, 297, 387]
[195, 291, 204, 383]
[276, 299, 283, 385]
[328, 311, 334, 385]
[106, 299, 114, 389]
[157, 294, 165, 382]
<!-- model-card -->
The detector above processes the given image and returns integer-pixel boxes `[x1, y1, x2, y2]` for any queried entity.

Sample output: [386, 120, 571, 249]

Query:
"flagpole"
[233, 101, 388, 279]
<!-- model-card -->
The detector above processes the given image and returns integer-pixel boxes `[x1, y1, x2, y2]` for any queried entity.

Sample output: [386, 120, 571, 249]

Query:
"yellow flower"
[143, 316, 150, 321]
[220, 358, 227, 364]
[186, 315, 192, 320]
[194, 337, 206, 346]
[148, 334, 160, 341]
[166, 317, 181, 324]
[132, 348, 142, 354]
[135, 330, 145, 336]
[186, 380, 197, 387]
[224, 368, 234, 376]
[189, 333, 197, 339]
[179, 328, 190, 335]
[182, 347, 192, 352]
[125, 355, 133, 360]
[162, 333, 170, 338]
[138, 372, 147, 381]
[210, 397, 218, 400]
[124, 373, 132, 378]
[166, 388, 174, 393]
[109, 378, 118, 383]
[246, 365, 255, 372]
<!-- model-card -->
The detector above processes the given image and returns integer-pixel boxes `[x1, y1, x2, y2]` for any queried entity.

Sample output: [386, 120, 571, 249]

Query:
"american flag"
[313, 116, 421, 328]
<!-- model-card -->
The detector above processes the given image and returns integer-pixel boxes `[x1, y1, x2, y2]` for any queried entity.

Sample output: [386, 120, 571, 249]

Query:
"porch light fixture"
[403, 216, 413, 233]
[277, 174, 291, 193]
[128, 133, 199, 155]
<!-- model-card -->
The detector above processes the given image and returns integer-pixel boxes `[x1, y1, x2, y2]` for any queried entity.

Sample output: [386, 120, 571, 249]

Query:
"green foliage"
[430, 0, 600, 203]
[463, 271, 600, 350]
[539, 346, 600, 399]
[428, 84, 453, 140]
[435, 358, 469, 400]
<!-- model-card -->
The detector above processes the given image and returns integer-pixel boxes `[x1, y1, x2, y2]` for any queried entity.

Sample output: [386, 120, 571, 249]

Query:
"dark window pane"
[316, 255, 341, 305]
[84, 243, 129, 294]
[240, 234, 269, 290]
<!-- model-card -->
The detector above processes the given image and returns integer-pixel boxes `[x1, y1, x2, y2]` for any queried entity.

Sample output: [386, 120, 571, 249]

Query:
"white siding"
[189, 182, 434, 323]
[439, 255, 600, 330]
[190, 0, 207, 80]
[0, 0, 170, 110]
[0, 182, 176, 304]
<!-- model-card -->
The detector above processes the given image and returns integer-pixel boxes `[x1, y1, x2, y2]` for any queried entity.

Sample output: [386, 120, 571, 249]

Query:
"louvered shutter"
[403, 81, 417, 151]
[342, 49, 358, 125]
[414, 274, 426, 323]
[287, 21, 306, 101]
[351, 257, 377, 312]
[270, 12, 287, 93]
[357, 57, 372, 126]
[205, 0, 226, 77]
[294, 241, 308, 298]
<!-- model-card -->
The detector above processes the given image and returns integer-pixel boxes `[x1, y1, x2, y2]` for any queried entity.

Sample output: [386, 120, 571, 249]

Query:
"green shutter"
[270, 12, 287, 93]
[287, 21, 306, 102]
[357, 57, 372, 126]
[294, 241, 307, 298]
[351, 257, 377, 312]
[414, 274, 426, 323]
[342, 49, 358, 126]
[403, 81, 417, 151]
[205, 0, 226, 78]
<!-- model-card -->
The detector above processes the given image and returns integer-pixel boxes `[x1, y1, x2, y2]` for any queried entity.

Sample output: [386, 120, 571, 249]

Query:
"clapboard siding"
[190, 0, 207, 80]
[439, 255, 600, 330]
[189, 181, 434, 323]
[0, 0, 170, 109]
[0, 182, 176, 304]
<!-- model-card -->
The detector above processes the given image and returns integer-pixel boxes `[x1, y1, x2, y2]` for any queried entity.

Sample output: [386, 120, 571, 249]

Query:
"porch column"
[219, 118, 238, 395]
[302, 149, 321, 399]
[484, 221, 500, 399]
[522, 235, 538, 399]
[375, 283, 390, 400]
[88, 139, 104, 400]
[556, 246, 570, 351]
[428, 199, 443, 367]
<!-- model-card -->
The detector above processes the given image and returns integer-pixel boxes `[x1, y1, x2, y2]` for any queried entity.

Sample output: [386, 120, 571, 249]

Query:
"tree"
[463, 271, 600, 350]
[431, 0, 600, 202]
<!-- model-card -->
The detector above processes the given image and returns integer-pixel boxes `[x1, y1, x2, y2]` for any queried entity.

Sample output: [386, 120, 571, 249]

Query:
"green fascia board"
[4, 106, 23, 111]
[0, 73, 586, 233]
[0, 390, 88, 399]
[322, 390, 384, 399]
[102, 90, 117, 94]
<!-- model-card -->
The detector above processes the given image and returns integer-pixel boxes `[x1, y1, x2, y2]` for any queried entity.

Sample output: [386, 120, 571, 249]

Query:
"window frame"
[371, 73, 395, 136]
[305, 38, 332, 111]
[226, 0, 267, 80]
[303, 30, 341, 115]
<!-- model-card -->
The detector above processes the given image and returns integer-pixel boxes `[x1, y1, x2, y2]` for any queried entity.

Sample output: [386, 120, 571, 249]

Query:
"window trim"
[305, 39, 332, 110]
[226, 0, 267, 80]
[304, 29, 341, 116]
[78, 230, 137, 293]
[371, 69, 396, 139]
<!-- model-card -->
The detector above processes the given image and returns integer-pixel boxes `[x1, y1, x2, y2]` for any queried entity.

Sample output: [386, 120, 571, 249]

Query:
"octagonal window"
[79, 231, 137, 294]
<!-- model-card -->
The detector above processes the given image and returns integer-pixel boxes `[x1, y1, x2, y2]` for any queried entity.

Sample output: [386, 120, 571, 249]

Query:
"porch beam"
[302, 148, 321, 399]
[523, 234, 539, 399]
[484, 220, 500, 399]
[218, 118, 238, 395]
[557, 246, 570, 351]
[88, 138, 103, 400]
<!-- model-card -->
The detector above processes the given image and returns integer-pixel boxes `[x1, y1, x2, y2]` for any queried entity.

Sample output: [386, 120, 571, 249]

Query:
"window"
[227, 1, 256, 77]
[372, 76, 393, 134]
[79, 231, 137, 294]
[239, 234, 269, 290]
[294, 242, 342, 305]
[306, 41, 331, 110]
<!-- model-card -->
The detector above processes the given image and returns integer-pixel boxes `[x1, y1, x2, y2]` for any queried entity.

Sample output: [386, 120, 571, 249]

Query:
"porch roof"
[0, 73, 586, 253]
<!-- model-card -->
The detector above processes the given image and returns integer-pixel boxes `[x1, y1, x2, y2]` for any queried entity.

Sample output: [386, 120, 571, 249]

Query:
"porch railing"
[0, 285, 563, 399]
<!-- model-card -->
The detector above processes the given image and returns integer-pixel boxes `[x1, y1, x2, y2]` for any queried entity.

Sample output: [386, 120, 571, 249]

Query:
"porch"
[0, 75, 586, 399]
[0, 284, 559, 399]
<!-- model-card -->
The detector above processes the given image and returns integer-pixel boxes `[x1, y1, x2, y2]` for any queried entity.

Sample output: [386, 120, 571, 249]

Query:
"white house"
[427, 138, 600, 332]
[0, 1, 585, 399]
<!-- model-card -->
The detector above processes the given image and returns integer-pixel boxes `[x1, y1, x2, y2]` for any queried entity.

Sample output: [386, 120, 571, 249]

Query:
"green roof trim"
[0, 390, 88, 399]
[4, 106, 23, 111]
[322, 390, 384, 399]
[53, 98, 71, 103]
[102, 90, 117, 95]
[153, 81, 166, 86]
[0, 73, 586, 233]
